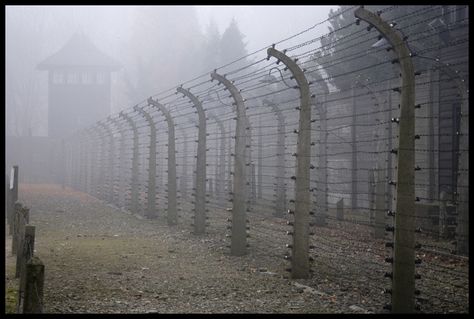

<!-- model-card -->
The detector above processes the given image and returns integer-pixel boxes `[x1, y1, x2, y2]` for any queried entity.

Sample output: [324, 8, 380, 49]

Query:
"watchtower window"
[96, 72, 105, 84]
[53, 71, 64, 84]
[81, 72, 93, 84]
[67, 72, 78, 84]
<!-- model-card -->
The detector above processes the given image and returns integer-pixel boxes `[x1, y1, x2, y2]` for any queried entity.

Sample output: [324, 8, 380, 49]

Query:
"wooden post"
[355, 7, 416, 313]
[9, 166, 19, 235]
[23, 256, 44, 313]
[18, 225, 35, 297]
[6, 174, 12, 232]
[15, 212, 31, 278]
[12, 202, 22, 255]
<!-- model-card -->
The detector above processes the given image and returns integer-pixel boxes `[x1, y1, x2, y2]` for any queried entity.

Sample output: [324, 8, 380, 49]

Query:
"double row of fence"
[57, 6, 468, 313]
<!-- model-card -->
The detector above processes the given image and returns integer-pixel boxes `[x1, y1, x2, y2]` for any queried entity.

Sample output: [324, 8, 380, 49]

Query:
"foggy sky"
[195, 6, 337, 53]
[6, 5, 338, 137]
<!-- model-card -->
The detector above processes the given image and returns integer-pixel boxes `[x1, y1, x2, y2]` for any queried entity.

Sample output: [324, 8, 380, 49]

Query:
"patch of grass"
[5, 287, 18, 314]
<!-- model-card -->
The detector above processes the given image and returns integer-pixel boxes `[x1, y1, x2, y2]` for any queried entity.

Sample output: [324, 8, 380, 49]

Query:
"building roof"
[37, 33, 121, 71]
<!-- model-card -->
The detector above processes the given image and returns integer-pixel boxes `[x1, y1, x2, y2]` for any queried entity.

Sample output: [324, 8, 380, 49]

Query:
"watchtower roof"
[37, 33, 121, 71]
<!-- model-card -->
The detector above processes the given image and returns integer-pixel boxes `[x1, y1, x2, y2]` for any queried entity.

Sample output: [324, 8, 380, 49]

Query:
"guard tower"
[37, 33, 121, 137]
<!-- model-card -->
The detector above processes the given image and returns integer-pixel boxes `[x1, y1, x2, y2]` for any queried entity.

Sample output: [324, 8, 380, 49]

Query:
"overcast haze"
[6, 5, 337, 137]
[195, 6, 337, 53]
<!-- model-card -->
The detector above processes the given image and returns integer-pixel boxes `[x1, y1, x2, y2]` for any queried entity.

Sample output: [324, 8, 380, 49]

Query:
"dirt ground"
[5, 184, 468, 313]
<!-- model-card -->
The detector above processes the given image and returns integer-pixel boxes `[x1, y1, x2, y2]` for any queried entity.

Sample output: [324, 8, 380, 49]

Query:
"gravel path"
[5, 184, 468, 313]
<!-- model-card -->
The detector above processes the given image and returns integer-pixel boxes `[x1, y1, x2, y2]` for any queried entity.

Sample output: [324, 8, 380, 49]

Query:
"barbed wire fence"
[61, 5, 468, 313]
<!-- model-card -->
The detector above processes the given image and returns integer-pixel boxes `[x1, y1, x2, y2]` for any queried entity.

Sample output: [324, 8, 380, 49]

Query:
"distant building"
[37, 32, 121, 138]
[6, 33, 121, 184]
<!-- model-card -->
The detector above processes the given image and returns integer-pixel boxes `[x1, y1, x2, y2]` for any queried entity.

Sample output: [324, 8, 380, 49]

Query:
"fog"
[4, 5, 469, 314]
[5, 5, 336, 137]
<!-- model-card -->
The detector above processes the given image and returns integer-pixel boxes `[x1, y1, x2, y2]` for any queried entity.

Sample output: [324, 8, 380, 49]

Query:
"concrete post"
[83, 130, 91, 194]
[148, 98, 177, 226]
[250, 163, 256, 206]
[257, 114, 263, 199]
[23, 256, 44, 313]
[67, 138, 74, 189]
[374, 168, 385, 238]
[177, 86, 207, 234]
[320, 100, 328, 226]
[427, 69, 437, 201]
[227, 122, 233, 198]
[262, 99, 286, 217]
[79, 131, 87, 193]
[119, 112, 140, 216]
[311, 91, 328, 226]
[87, 129, 96, 196]
[368, 169, 375, 223]
[89, 127, 101, 198]
[267, 47, 311, 279]
[386, 80, 394, 211]
[452, 73, 468, 255]
[210, 114, 226, 207]
[111, 117, 127, 208]
[134, 106, 157, 219]
[98, 121, 115, 203]
[60, 139, 66, 189]
[95, 125, 108, 201]
[336, 199, 344, 221]
[211, 71, 248, 256]
[180, 130, 188, 201]
[246, 118, 255, 208]
[106, 118, 117, 206]
[355, 7, 416, 313]
[351, 84, 358, 211]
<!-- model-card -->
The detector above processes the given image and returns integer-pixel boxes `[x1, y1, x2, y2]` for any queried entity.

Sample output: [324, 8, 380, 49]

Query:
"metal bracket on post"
[267, 47, 311, 279]
[262, 99, 287, 217]
[211, 71, 248, 256]
[134, 105, 157, 219]
[177, 86, 207, 235]
[148, 97, 177, 226]
[119, 111, 140, 216]
[355, 6, 416, 313]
